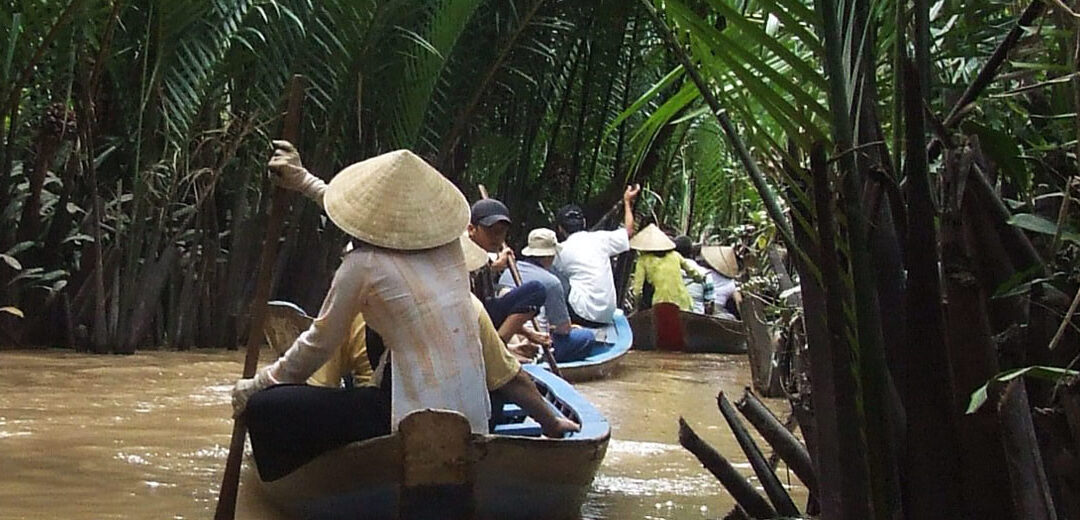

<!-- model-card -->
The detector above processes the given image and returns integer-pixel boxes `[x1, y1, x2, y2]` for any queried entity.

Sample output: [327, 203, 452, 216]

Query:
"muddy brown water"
[0, 350, 806, 519]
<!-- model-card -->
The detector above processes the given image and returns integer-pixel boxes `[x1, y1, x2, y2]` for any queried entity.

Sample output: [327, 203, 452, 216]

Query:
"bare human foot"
[541, 416, 581, 438]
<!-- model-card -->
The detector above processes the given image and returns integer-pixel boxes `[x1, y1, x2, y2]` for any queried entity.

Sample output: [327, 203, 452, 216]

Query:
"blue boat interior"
[491, 364, 609, 441]
[537, 310, 633, 371]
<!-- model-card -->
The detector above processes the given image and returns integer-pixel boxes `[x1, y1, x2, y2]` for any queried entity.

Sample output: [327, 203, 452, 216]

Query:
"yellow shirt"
[307, 295, 520, 392]
[631, 251, 703, 311]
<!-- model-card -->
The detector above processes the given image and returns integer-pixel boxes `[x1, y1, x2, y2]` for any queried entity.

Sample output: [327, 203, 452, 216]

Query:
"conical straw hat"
[702, 245, 740, 278]
[629, 224, 676, 252]
[324, 150, 469, 250]
[460, 233, 490, 272]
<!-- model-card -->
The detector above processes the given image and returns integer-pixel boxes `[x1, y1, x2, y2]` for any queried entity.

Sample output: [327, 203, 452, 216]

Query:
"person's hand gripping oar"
[477, 185, 563, 378]
[213, 74, 305, 520]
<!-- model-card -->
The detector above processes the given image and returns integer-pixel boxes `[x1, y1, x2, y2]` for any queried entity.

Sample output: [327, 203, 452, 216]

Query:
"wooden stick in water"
[213, 74, 304, 520]
[477, 184, 562, 377]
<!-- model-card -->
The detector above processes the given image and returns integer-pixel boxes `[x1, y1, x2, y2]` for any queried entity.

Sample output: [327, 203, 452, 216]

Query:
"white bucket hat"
[702, 245, 740, 278]
[629, 224, 676, 252]
[460, 233, 490, 272]
[324, 150, 469, 250]
[521, 228, 559, 257]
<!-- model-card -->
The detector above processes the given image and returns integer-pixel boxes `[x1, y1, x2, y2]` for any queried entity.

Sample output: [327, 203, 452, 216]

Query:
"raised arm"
[623, 184, 641, 237]
[268, 140, 327, 207]
[631, 255, 646, 299]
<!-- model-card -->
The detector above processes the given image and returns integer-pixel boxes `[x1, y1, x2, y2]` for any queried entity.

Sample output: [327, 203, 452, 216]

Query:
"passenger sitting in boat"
[552, 184, 641, 327]
[230, 149, 494, 475]
[674, 235, 715, 315]
[629, 224, 705, 312]
[498, 228, 595, 363]
[467, 198, 551, 351]
[235, 144, 579, 481]
[701, 245, 742, 320]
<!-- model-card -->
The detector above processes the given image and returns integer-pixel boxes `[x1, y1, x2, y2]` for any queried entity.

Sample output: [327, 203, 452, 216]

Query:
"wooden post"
[213, 74, 304, 520]
[735, 388, 819, 497]
[399, 410, 474, 520]
[677, 417, 776, 519]
[718, 391, 801, 517]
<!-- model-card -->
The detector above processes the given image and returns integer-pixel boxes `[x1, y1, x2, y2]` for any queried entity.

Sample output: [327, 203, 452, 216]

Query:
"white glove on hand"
[268, 140, 327, 206]
[231, 366, 277, 418]
[268, 140, 309, 190]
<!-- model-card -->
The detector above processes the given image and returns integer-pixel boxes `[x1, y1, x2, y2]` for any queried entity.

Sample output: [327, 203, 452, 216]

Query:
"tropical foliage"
[2, 0, 1080, 515]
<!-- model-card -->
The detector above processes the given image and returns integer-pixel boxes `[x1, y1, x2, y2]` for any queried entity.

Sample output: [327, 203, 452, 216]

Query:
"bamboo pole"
[213, 74, 304, 520]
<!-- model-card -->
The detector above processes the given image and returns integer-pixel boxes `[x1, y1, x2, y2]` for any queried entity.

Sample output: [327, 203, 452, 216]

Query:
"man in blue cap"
[467, 198, 550, 353]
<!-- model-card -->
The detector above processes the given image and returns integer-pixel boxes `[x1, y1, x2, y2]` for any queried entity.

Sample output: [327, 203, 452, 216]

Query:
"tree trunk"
[998, 379, 1058, 519]
[942, 144, 1012, 519]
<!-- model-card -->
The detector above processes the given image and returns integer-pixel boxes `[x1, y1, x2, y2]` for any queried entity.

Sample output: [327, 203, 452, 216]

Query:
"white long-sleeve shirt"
[265, 241, 491, 433]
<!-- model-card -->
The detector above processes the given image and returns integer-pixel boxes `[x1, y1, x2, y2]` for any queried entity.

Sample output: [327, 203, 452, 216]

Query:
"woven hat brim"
[630, 224, 676, 252]
[702, 246, 739, 278]
[325, 150, 469, 250]
[460, 234, 490, 272]
[521, 245, 558, 257]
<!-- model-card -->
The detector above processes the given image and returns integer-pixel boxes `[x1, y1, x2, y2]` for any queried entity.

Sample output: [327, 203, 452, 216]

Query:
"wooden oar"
[477, 185, 562, 377]
[213, 74, 305, 520]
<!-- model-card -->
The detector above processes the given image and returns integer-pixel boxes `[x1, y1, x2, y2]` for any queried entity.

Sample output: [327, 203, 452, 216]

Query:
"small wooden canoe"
[536, 309, 633, 382]
[246, 364, 610, 520]
[264, 301, 312, 356]
[628, 303, 747, 354]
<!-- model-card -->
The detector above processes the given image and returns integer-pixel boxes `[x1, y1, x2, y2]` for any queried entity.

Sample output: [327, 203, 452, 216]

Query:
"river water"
[0, 349, 806, 519]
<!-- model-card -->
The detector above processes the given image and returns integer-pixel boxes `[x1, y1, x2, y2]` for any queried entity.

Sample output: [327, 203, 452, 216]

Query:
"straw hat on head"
[629, 224, 676, 252]
[324, 150, 469, 250]
[702, 245, 740, 278]
[460, 232, 490, 272]
[521, 228, 559, 257]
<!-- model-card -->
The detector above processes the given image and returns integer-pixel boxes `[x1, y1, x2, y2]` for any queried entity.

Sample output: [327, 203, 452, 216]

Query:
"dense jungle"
[2, 0, 1080, 518]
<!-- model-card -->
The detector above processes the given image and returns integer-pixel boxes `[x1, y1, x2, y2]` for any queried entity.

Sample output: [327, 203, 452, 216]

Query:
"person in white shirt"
[701, 245, 742, 320]
[551, 185, 641, 326]
[231, 148, 493, 480]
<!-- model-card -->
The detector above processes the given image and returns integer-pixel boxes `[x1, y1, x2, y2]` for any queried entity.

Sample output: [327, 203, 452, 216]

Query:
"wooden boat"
[245, 364, 609, 520]
[628, 303, 747, 354]
[536, 309, 633, 382]
[264, 301, 312, 356]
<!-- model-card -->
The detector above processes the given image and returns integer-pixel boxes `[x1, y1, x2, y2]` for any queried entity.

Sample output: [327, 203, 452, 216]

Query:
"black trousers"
[245, 384, 391, 481]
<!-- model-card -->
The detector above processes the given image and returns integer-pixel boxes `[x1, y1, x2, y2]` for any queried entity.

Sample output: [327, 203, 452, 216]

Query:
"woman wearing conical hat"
[700, 245, 742, 320]
[629, 224, 705, 311]
[232, 143, 578, 480]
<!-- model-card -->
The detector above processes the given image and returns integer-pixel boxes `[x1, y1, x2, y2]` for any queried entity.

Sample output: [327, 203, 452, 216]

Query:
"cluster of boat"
[254, 301, 746, 519]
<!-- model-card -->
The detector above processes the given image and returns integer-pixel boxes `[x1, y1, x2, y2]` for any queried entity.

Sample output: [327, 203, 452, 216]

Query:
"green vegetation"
[2, 0, 1079, 516]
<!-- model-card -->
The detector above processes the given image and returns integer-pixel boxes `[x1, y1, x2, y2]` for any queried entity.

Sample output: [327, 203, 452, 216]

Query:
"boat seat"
[492, 418, 543, 437]
[501, 403, 525, 419]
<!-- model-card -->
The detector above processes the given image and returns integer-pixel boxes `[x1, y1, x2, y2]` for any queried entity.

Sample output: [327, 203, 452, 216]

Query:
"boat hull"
[628, 306, 747, 353]
[248, 366, 609, 520]
[539, 309, 633, 382]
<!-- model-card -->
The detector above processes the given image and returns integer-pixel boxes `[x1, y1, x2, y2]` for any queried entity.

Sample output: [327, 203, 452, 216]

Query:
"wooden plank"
[400, 410, 475, 520]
